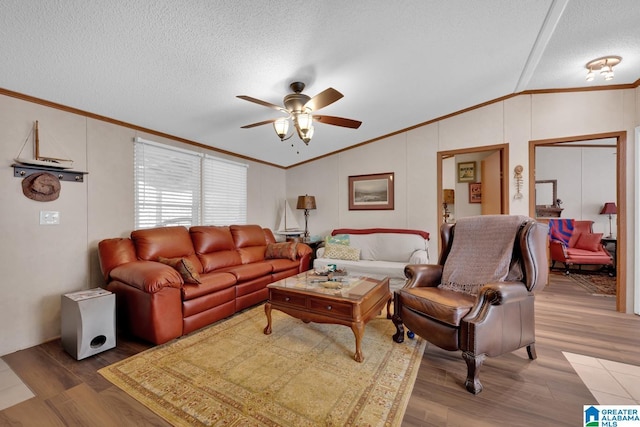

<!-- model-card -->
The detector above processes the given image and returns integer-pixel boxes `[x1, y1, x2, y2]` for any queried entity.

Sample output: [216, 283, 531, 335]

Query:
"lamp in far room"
[297, 195, 316, 242]
[600, 202, 617, 238]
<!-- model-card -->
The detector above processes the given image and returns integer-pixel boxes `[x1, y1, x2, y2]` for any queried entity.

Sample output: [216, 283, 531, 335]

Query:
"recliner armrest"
[463, 282, 530, 322]
[404, 264, 442, 288]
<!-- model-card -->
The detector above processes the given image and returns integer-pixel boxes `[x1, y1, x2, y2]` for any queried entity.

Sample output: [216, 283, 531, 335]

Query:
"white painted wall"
[0, 94, 285, 356]
[287, 89, 638, 313]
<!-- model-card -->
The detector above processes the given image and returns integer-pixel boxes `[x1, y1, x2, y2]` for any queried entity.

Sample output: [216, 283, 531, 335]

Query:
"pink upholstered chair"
[548, 219, 613, 275]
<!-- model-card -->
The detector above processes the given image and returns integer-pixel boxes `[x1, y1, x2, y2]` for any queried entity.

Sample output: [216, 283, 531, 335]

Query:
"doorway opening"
[437, 143, 509, 226]
[529, 131, 627, 312]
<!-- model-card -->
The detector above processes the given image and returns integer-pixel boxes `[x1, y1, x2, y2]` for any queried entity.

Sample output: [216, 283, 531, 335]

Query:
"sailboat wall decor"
[14, 121, 74, 169]
[275, 200, 304, 236]
[12, 121, 87, 183]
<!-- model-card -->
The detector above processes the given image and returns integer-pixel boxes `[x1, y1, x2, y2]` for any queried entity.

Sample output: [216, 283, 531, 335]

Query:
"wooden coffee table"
[263, 272, 391, 362]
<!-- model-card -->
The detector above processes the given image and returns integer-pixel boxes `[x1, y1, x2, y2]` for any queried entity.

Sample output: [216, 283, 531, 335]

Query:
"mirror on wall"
[535, 179, 563, 217]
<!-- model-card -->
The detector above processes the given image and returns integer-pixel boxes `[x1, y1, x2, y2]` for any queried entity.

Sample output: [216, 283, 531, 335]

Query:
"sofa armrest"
[98, 237, 137, 282]
[297, 243, 312, 258]
[109, 261, 183, 293]
[409, 249, 429, 264]
[549, 240, 568, 261]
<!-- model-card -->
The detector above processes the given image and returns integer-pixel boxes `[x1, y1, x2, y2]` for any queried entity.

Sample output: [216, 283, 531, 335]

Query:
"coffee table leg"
[351, 322, 365, 362]
[263, 302, 272, 335]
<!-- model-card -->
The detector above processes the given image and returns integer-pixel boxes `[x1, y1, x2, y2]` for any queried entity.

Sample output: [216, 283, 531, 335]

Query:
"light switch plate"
[40, 211, 60, 225]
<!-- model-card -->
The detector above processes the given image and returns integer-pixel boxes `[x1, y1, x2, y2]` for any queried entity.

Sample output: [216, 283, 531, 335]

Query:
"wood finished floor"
[1, 273, 638, 426]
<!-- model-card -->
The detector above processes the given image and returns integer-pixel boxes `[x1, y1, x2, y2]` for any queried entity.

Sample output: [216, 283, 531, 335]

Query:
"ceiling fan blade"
[240, 119, 277, 129]
[237, 95, 286, 112]
[314, 115, 362, 129]
[304, 88, 343, 111]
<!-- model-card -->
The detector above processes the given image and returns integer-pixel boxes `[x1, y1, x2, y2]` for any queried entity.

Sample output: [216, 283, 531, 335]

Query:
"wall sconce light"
[585, 56, 621, 82]
[296, 194, 316, 242]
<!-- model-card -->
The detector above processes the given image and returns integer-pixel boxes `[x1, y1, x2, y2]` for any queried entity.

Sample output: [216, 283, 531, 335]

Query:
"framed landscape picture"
[457, 161, 476, 182]
[349, 172, 394, 210]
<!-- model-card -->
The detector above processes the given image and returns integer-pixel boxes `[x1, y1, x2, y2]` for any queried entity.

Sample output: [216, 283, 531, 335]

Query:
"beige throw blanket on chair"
[439, 215, 529, 295]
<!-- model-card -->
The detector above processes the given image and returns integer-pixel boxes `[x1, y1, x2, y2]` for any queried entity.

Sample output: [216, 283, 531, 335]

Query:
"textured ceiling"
[1, 1, 639, 167]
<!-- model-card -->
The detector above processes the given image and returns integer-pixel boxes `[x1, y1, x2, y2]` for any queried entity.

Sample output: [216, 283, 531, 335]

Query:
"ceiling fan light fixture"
[296, 112, 313, 133]
[585, 67, 595, 81]
[273, 117, 289, 140]
[238, 81, 361, 150]
[302, 126, 314, 145]
[585, 56, 621, 82]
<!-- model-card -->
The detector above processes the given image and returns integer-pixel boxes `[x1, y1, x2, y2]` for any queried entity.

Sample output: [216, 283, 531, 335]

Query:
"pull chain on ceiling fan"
[237, 82, 362, 146]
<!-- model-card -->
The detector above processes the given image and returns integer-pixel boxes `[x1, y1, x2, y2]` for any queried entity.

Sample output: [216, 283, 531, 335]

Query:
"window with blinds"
[134, 138, 247, 229]
[203, 155, 247, 225]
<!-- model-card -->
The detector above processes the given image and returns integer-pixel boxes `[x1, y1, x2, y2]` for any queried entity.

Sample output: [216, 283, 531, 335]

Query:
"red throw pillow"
[574, 233, 603, 252]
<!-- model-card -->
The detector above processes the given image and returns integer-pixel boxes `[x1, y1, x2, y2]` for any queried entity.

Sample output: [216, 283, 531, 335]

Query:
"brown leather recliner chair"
[392, 215, 549, 394]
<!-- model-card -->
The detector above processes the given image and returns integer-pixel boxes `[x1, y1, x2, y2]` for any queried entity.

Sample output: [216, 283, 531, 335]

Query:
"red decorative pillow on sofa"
[573, 233, 603, 252]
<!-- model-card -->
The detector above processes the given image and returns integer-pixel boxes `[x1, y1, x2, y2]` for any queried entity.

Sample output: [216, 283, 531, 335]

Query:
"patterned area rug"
[99, 305, 425, 426]
[565, 271, 616, 296]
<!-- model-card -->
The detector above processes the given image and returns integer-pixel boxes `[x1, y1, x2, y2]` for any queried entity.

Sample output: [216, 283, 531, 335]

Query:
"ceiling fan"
[237, 82, 362, 145]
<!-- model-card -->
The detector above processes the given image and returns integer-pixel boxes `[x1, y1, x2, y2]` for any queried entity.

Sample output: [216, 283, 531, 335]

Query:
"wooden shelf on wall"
[12, 163, 87, 182]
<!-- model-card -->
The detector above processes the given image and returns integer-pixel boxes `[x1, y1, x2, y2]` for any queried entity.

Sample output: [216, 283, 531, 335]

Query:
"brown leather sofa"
[98, 224, 312, 344]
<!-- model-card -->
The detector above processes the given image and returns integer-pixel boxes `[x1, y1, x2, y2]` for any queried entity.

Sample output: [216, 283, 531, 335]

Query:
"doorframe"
[529, 131, 627, 312]
[437, 143, 509, 225]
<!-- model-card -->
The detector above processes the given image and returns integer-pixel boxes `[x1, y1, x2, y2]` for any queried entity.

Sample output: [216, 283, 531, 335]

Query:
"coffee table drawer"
[309, 298, 352, 317]
[270, 289, 306, 309]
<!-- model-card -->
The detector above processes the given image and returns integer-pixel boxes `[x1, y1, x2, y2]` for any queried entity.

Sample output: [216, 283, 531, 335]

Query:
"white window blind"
[134, 138, 247, 229]
[203, 155, 247, 225]
[134, 139, 202, 229]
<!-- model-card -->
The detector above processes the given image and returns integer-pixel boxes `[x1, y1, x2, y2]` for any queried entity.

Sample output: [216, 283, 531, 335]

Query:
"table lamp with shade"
[600, 202, 617, 238]
[297, 195, 316, 242]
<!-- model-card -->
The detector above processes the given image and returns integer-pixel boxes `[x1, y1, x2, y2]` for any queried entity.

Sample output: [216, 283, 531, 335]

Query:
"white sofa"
[313, 228, 430, 290]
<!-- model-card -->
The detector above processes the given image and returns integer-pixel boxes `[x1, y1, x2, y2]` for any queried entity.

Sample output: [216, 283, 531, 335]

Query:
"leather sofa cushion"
[265, 258, 300, 273]
[190, 226, 235, 253]
[219, 262, 273, 282]
[231, 224, 266, 248]
[132, 226, 197, 261]
[198, 250, 243, 272]
[230, 225, 268, 264]
[182, 272, 237, 300]
[398, 286, 475, 327]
